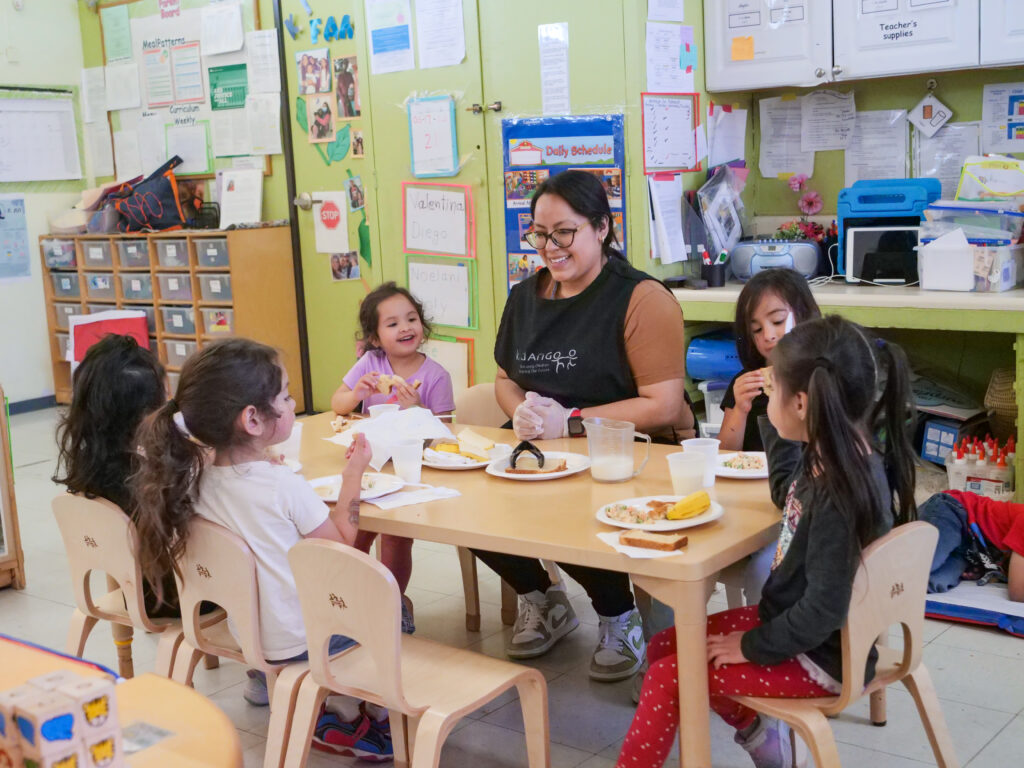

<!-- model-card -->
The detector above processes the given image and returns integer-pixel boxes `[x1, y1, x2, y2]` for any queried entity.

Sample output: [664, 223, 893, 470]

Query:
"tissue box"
[919, 240, 1024, 292]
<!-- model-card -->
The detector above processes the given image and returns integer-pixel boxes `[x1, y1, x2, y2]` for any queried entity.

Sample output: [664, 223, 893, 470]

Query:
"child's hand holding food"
[344, 433, 373, 476]
[352, 372, 381, 401]
[730, 370, 767, 413]
[393, 379, 422, 409]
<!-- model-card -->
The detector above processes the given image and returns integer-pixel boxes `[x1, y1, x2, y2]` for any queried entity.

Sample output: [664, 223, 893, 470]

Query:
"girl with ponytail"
[618, 316, 917, 768]
[133, 339, 393, 761]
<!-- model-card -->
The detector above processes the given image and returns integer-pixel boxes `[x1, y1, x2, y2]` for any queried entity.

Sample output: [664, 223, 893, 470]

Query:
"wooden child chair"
[169, 518, 312, 768]
[52, 494, 223, 678]
[281, 538, 550, 768]
[728, 521, 959, 768]
[453, 382, 561, 630]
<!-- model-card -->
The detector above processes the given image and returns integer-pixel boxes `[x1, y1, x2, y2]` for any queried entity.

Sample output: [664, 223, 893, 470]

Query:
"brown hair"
[734, 268, 821, 370]
[132, 338, 283, 595]
[357, 281, 432, 352]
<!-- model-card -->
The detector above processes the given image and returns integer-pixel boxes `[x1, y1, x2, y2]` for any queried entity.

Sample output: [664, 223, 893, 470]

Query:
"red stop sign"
[320, 201, 341, 229]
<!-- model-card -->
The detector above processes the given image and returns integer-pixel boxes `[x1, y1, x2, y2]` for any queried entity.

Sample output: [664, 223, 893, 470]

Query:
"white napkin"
[423, 447, 476, 465]
[596, 531, 684, 559]
[365, 485, 461, 510]
[323, 407, 453, 470]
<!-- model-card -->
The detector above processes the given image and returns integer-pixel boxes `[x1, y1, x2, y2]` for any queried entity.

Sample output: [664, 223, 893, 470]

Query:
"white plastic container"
[698, 380, 728, 426]
[198, 273, 232, 302]
[51, 273, 80, 298]
[84, 273, 115, 300]
[156, 239, 188, 267]
[53, 303, 81, 331]
[120, 273, 153, 300]
[116, 240, 149, 268]
[157, 273, 193, 301]
[167, 371, 180, 395]
[81, 240, 113, 267]
[195, 238, 229, 268]
[201, 308, 234, 335]
[161, 307, 196, 334]
[55, 332, 70, 360]
[164, 340, 198, 368]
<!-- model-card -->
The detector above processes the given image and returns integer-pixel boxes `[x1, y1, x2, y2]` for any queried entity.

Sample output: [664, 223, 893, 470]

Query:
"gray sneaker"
[736, 715, 808, 768]
[590, 608, 646, 682]
[506, 584, 578, 659]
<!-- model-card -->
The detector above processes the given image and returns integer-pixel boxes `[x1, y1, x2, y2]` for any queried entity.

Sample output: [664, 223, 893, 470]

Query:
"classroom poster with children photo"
[295, 48, 330, 95]
[330, 251, 361, 281]
[501, 115, 625, 256]
[507, 252, 544, 291]
[306, 94, 337, 144]
[334, 55, 361, 119]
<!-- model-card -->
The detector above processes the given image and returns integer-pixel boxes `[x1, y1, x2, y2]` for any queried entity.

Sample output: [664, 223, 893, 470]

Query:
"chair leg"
[785, 710, 842, 768]
[409, 710, 453, 768]
[540, 559, 561, 586]
[391, 713, 411, 768]
[65, 609, 99, 658]
[871, 632, 889, 725]
[515, 673, 550, 768]
[724, 585, 744, 609]
[902, 665, 960, 768]
[110, 621, 135, 679]
[263, 664, 309, 768]
[501, 580, 518, 626]
[456, 546, 481, 632]
[153, 630, 185, 678]
[169, 641, 204, 687]
[282, 676, 328, 768]
[204, 654, 220, 670]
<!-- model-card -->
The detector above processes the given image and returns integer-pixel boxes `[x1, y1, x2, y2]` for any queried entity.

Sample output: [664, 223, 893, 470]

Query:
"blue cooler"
[686, 332, 742, 382]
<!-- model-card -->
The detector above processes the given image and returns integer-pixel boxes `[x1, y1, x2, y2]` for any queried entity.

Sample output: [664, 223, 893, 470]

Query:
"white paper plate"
[485, 451, 591, 481]
[715, 452, 769, 479]
[284, 459, 302, 473]
[308, 472, 404, 501]
[423, 443, 512, 471]
[596, 496, 724, 531]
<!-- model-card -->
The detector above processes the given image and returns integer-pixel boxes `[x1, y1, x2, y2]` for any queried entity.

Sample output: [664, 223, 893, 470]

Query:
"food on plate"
[457, 428, 495, 456]
[667, 490, 712, 520]
[375, 373, 422, 395]
[330, 415, 350, 433]
[619, 530, 688, 551]
[721, 453, 766, 471]
[314, 484, 339, 500]
[360, 474, 381, 491]
[605, 499, 676, 524]
[505, 454, 568, 474]
[433, 441, 488, 462]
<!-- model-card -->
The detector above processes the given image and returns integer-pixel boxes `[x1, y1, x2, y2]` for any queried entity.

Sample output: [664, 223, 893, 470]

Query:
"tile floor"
[1, 407, 1022, 767]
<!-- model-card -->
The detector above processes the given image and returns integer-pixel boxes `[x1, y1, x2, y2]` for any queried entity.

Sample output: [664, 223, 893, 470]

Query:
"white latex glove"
[512, 395, 544, 440]
[526, 393, 569, 440]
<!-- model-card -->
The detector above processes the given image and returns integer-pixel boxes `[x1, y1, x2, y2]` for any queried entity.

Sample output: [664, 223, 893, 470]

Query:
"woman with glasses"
[475, 169, 695, 684]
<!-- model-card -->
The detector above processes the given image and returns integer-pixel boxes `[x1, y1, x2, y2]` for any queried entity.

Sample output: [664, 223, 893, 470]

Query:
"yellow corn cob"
[667, 490, 711, 520]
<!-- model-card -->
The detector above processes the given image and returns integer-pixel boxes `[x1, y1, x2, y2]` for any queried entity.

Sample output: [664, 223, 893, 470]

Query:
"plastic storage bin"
[87, 303, 115, 314]
[167, 371, 180, 395]
[164, 340, 198, 368]
[120, 273, 153, 300]
[117, 240, 149, 268]
[199, 273, 232, 302]
[84, 273, 116, 300]
[42, 239, 76, 268]
[161, 307, 196, 334]
[201, 308, 234, 335]
[137, 305, 156, 334]
[195, 238, 229, 268]
[81, 241, 113, 268]
[56, 332, 70, 360]
[53, 303, 81, 331]
[157, 273, 193, 301]
[918, 242, 1024, 293]
[698, 380, 728, 426]
[51, 273, 80, 298]
[156, 239, 189, 267]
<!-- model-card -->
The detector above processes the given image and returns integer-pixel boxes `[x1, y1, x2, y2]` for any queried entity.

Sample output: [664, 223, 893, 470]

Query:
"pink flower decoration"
[788, 174, 808, 192]
[798, 191, 823, 216]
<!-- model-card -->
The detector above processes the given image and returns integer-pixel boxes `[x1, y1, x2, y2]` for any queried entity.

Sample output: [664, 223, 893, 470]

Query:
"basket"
[984, 368, 1016, 442]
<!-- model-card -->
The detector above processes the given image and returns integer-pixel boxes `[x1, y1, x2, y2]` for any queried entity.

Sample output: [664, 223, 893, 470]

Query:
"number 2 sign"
[407, 95, 459, 178]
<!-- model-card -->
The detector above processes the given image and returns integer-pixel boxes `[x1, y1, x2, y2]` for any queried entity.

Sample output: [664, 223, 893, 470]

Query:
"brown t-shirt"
[535, 273, 695, 441]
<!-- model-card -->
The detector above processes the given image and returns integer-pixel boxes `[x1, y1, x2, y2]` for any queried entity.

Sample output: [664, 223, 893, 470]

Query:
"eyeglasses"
[523, 221, 588, 250]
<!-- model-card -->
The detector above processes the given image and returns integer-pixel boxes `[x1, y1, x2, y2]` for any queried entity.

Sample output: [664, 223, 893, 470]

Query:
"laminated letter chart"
[641, 92, 699, 174]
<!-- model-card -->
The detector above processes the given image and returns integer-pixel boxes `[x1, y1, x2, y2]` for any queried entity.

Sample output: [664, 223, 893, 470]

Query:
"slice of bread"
[376, 373, 423, 395]
[505, 458, 568, 474]
[619, 530, 688, 551]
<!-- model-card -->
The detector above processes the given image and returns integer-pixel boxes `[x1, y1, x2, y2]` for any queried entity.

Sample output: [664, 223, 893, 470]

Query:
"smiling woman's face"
[530, 192, 608, 295]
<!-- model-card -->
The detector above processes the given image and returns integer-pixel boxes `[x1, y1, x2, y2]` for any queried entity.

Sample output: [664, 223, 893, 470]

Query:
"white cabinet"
[833, 0, 979, 81]
[704, 0, 984, 92]
[704, 1, 831, 92]
[980, 0, 1024, 66]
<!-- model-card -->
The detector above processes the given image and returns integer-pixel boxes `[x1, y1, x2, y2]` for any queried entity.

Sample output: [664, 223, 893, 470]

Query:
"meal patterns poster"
[502, 115, 625, 291]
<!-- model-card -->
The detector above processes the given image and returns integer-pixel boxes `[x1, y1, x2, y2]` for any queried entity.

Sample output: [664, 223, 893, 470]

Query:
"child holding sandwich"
[331, 282, 455, 633]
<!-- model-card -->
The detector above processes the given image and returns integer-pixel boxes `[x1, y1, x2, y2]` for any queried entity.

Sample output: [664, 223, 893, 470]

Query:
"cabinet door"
[703, 0, 831, 92]
[833, 0, 979, 81]
[980, 0, 1024, 66]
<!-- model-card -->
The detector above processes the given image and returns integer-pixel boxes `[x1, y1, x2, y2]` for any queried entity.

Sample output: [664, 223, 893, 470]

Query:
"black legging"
[472, 550, 635, 617]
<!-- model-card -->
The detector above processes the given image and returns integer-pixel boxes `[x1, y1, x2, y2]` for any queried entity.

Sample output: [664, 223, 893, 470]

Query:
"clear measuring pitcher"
[582, 417, 651, 483]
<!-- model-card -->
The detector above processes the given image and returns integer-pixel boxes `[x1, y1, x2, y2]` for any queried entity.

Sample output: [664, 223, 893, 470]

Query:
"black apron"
[494, 258, 656, 409]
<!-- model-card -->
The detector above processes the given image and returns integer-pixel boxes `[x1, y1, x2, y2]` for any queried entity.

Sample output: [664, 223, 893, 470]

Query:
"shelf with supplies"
[676, 281, 1024, 499]
[40, 227, 304, 411]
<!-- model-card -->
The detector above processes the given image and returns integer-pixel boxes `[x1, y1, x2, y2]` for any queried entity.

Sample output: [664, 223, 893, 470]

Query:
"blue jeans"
[268, 634, 356, 664]
[917, 493, 971, 593]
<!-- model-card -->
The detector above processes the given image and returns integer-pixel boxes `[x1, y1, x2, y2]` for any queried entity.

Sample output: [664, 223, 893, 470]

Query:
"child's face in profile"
[750, 291, 795, 360]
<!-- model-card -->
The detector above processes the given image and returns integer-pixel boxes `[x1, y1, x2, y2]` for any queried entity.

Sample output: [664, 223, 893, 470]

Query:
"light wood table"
[299, 413, 781, 768]
[0, 637, 242, 767]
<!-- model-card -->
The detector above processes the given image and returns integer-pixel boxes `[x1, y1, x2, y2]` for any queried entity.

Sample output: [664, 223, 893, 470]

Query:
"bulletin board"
[98, 0, 272, 179]
[405, 254, 478, 331]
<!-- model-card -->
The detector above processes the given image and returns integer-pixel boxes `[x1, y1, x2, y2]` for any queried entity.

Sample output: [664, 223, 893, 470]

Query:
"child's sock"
[324, 694, 362, 722]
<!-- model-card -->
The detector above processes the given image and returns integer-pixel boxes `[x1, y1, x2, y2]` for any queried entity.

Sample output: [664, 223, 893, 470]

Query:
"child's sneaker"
[312, 703, 394, 762]
[735, 715, 807, 768]
[243, 669, 269, 707]
[401, 595, 416, 635]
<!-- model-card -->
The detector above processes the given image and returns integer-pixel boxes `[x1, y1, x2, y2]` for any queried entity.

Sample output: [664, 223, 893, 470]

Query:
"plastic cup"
[681, 437, 720, 487]
[369, 403, 399, 418]
[666, 452, 706, 496]
[390, 438, 423, 484]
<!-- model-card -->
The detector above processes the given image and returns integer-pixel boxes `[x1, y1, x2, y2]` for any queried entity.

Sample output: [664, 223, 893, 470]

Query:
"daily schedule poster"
[501, 115, 625, 291]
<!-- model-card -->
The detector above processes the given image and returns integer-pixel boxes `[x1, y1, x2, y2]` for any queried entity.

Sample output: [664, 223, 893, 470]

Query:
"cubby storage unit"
[39, 227, 305, 410]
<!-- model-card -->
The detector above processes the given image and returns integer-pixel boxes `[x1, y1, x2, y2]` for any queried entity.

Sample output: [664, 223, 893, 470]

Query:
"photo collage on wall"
[501, 115, 626, 291]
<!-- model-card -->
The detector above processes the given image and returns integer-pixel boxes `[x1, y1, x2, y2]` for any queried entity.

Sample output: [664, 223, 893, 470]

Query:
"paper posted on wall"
[981, 82, 1024, 155]
[758, 96, 813, 179]
[538, 23, 570, 116]
[218, 169, 263, 229]
[648, 175, 686, 264]
[844, 110, 907, 187]
[800, 90, 856, 152]
[912, 122, 979, 200]
[707, 105, 747, 167]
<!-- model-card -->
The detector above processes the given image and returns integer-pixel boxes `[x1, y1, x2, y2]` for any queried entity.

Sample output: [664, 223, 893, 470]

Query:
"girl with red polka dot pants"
[617, 318, 918, 768]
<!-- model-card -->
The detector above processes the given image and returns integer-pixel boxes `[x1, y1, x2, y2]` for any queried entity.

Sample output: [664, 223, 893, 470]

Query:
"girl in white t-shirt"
[132, 338, 393, 762]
